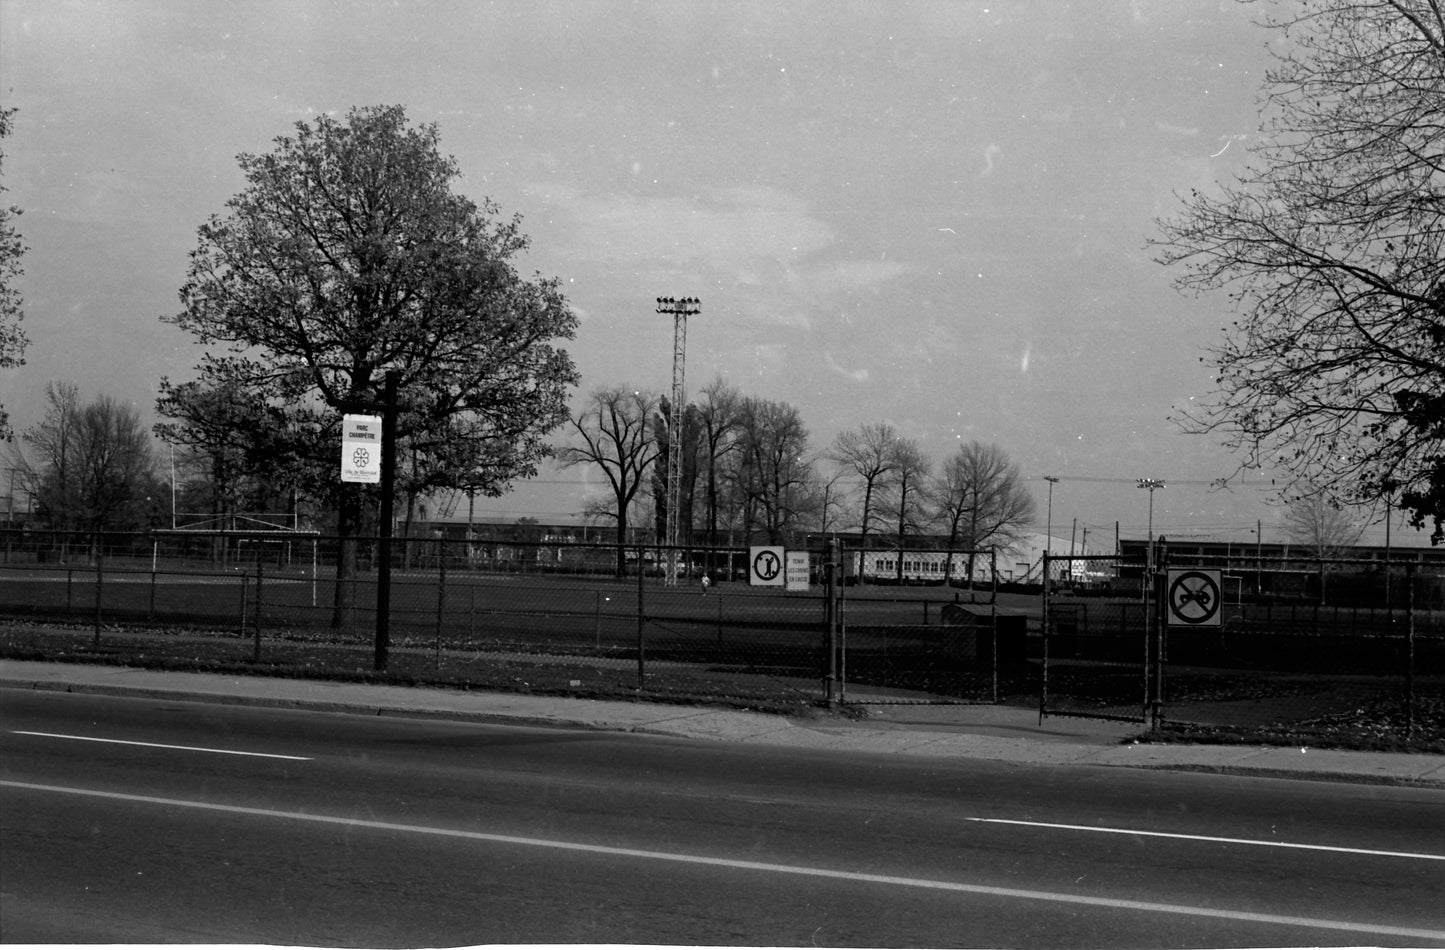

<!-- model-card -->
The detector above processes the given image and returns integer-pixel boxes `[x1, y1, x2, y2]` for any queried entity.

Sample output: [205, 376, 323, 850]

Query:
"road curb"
[5, 674, 1443, 788]
[0, 677, 638, 735]
[1109, 760, 1445, 790]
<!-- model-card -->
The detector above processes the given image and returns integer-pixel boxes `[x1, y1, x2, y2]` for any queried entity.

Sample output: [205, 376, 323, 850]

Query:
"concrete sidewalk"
[2, 659, 1442, 788]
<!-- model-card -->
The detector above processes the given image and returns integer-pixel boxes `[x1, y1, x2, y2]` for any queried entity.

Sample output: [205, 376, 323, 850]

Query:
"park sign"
[748, 547, 811, 590]
[1166, 568, 1223, 627]
[749, 546, 784, 587]
[340, 414, 382, 483]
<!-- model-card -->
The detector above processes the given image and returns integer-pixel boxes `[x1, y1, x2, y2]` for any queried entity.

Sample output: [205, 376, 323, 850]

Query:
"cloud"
[813, 259, 913, 293]
[536, 183, 835, 268]
[825, 350, 870, 383]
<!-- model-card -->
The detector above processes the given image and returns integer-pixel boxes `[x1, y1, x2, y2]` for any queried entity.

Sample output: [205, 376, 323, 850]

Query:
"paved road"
[3, 688, 1442, 946]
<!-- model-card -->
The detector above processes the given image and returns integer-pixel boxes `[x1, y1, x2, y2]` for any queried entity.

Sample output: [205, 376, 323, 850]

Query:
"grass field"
[3, 563, 1441, 750]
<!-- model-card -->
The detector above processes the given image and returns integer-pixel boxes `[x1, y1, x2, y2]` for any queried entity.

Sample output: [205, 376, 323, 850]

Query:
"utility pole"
[656, 296, 701, 586]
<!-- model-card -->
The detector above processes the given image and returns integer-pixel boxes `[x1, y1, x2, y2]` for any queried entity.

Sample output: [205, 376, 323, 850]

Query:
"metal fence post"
[92, 550, 103, 647]
[1151, 545, 1167, 730]
[239, 571, 250, 638]
[824, 540, 838, 705]
[838, 575, 848, 705]
[253, 560, 264, 661]
[1406, 561, 1417, 737]
[1039, 552, 1049, 723]
[636, 544, 646, 688]
[990, 549, 999, 704]
[435, 537, 447, 672]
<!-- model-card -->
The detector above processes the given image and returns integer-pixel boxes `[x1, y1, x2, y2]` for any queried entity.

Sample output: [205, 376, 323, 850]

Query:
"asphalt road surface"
[2, 688, 1442, 947]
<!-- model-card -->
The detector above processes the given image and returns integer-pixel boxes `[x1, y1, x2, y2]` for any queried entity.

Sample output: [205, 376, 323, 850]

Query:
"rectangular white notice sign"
[341, 414, 382, 483]
[785, 551, 810, 591]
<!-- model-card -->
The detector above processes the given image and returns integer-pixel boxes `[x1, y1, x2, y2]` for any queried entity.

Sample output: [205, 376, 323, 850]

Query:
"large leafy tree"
[1155, 1, 1445, 540]
[0, 107, 29, 441]
[159, 105, 578, 615]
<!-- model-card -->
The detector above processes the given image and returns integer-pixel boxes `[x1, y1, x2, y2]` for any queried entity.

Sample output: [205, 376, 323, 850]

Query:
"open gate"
[1041, 552, 1159, 723]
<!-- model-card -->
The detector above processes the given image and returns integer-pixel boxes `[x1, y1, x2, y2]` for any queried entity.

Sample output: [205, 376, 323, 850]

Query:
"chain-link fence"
[1042, 550, 1444, 738]
[0, 529, 1015, 707]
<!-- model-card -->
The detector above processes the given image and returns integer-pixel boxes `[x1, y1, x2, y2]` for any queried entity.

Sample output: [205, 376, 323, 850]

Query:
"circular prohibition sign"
[752, 549, 782, 583]
[1167, 570, 1222, 626]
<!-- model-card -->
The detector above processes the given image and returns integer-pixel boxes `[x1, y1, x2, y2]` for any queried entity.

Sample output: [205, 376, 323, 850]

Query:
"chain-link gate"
[831, 547, 1011, 705]
[1041, 551, 1156, 723]
[1153, 546, 1441, 738]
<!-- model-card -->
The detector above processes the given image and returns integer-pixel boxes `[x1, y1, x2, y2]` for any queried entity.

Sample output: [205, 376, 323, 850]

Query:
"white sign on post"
[341, 414, 383, 483]
[749, 546, 785, 587]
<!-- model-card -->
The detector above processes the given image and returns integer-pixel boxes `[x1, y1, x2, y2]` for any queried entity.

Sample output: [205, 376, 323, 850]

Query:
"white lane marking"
[10, 731, 312, 761]
[3, 780, 1442, 942]
[965, 817, 1445, 862]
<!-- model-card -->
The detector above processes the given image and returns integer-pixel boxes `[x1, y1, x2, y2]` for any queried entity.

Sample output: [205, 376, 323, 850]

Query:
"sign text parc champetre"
[340, 414, 383, 483]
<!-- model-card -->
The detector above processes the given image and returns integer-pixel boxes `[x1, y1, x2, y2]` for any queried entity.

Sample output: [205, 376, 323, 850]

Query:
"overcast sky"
[0, 0, 1422, 546]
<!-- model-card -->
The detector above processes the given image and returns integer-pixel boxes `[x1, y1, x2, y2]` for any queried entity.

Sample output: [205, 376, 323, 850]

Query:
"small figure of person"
[700, 573, 711, 594]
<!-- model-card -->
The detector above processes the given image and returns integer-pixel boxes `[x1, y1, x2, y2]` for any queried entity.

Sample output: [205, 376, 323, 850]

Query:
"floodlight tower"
[1137, 477, 1166, 604]
[656, 296, 701, 585]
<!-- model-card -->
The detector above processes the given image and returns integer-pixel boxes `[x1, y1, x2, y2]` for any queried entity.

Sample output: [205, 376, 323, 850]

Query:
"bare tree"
[1154, 1, 1445, 540]
[21, 383, 157, 545]
[827, 422, 901, 558]
[695, 376, 742, 547]
[1284, 489, 1367, 604]
[733, 397, 813, 545]
[932, 441, 1036, 584]
[886, 437, 931, 582]
[557, 387, 660, 575]
[1284, 491, 1366, 558]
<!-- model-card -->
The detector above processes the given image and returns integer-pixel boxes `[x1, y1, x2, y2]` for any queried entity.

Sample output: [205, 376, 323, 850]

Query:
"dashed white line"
[2, 780, 1441, 942]
[965, 816, 1445, 862]
[10, 731, 312, 761]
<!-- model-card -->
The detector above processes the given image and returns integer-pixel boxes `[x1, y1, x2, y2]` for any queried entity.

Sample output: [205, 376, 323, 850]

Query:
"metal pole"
[636, 544, 646, 687]
[1406, 561, 1416, 737]
[1043, 475, 1058, 588]
[254, 560, 264, 662]
[1040, 551, 1051, 723]
[375, 370, 399, 672]
[825, 538, 839, 704]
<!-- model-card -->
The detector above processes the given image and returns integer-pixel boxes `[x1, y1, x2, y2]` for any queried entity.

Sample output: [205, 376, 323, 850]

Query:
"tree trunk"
[331, 487, 361, 628]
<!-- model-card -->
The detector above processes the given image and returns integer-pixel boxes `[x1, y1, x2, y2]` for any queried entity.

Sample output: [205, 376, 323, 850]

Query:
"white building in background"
[847, 531, 1105, 585]
[998, 531, 1105, 583]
